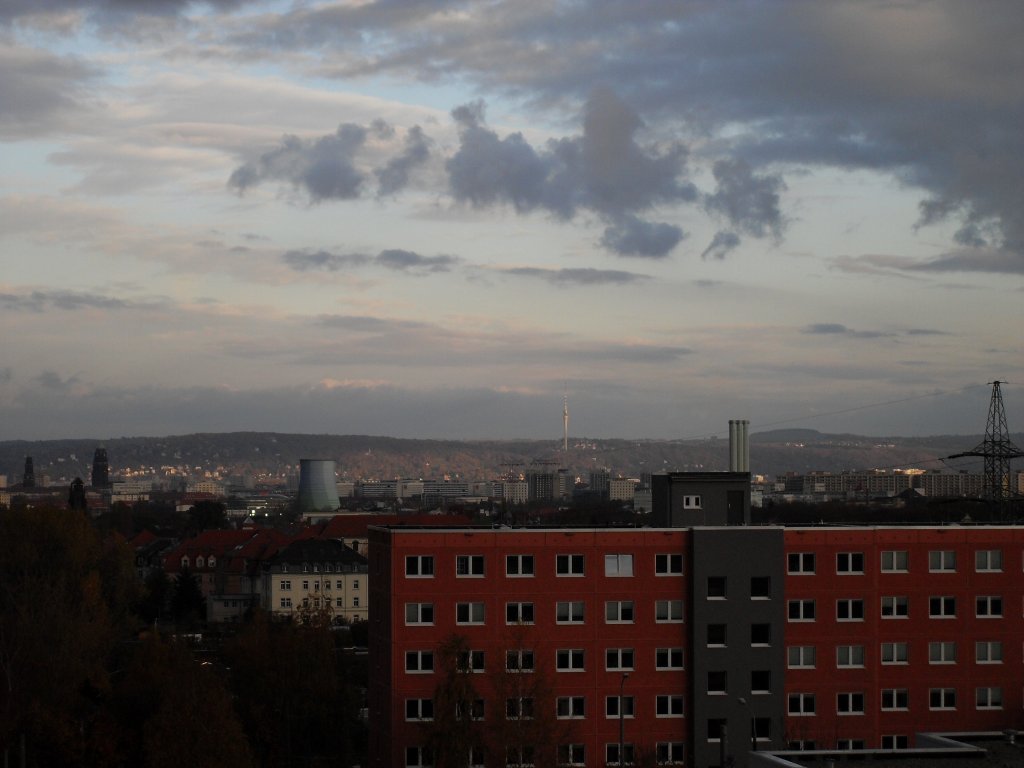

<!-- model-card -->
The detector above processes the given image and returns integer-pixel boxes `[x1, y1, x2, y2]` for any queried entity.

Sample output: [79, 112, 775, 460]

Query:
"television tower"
[563, 390, 569, 452]
[949, 381, 1023, 515]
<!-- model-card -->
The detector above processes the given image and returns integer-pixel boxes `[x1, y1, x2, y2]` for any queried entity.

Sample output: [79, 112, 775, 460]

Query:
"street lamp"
[619, 672, 630, 766]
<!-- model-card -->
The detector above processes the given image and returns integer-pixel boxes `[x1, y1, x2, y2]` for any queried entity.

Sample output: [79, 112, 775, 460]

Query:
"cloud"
[599, 216, 684, 259]
[33, 370, 79, 391]
[700, 231, 741, 261]
[703, 159, 786, 240]
[906, 328, 950, 336]
[281, 250, 370, 272]
[501, 267, 649, 286]
[910, 247, 1024, 274]
[0, 289, 166, 312]
[0, 44, 100, 139]
[0, 0, 250, 25]
[376, 249, 459, 274]
[375, 125, 432, 196]
[801, 323, 893, 340]
[446, 90, 695, 256]
[315, 315, 429, 333]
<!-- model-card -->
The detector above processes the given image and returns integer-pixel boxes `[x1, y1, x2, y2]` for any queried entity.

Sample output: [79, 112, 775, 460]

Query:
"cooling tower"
[297, 459, 339, 513]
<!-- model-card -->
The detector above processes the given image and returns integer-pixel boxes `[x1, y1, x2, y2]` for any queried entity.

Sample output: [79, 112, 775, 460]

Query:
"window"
[556, 601, 585, 624]
[506, 745, 534, 767]
[352, 596, 359, 607]
[405, 698, 434, 721]
[506, 649, 535, 673]
[837, 740, 865, 751]
[751, 623, 771, 645]
[405, 651, 434, 673]
[751, 670, 771, 693]
[976, 687, 1002, 709]
[405, 746, 433, 767]
[881, 642, 908, 665]
[789, 740, 817, 751]
[976, 549, 1002, 572]
[750, 576, 771, 599]
[656, 553, 683, 575]
[606, 648, 635, 671]
[323, 579, 331, 590]
[706, 576, 727, 598]
[655, 647, 684, 670]
[707, 624, 727, 646]
[837, 599, 864, 621]
[656, 695, 684, 717]
[788, 645, 816, 668]
[606, 600, 634, 623]
[976, 595, 1003, 617]
[837, 645, 865, 668]
[557, 744, 585, 767]
[881, 550, 909, 572]
[506, 554, 534, 577]
[881, 689, 909, 711]
[788, 693, 815, 715]
[457, 650, 485, 673]
[707, 671, 727, 694]
[195, 556, 204, 569]
[456, 699, 485, 721]
[335, 598, 342, 608]
[788, 552, 815, 574]
[505, 697, 534, 719]
[881, 735, 909, 750]
[280, 580, 291, 590]
[655, 599, 684, 622]
[469, 747, 485, 767]
[837, 552, 864, 574]
[707, 718, 727, 742]
[753, 718, 772, 741]
[456, 602, 485, 625]
[405, 555, 434, 577]
[506, 602, 535, 624]
[556, 696, 585, 719]
[788, 599, 815, 621]
[929, 550, 956, 572]
[556, 554, 584, 576]
[929, 641, 956, 664]
[976, 641, 1002, 664]
[605, 743, 634, 766]
[456, 554, 484, 577]
[302, 580, 309, 591]
[353, 579, 360, 589]
[683, 494, 701, 508]
[882, 596, 909, 618]
[837, 692, 865, 714]
[279, 597, 292, 608]
[929, 596, 956, 618]
[605, 696, 635, 718]
[556, 649, 585, 671]
[605, 554, 633, 576]
[655, 742, 685, 765]
[929, 688, 956, 710]
[405, 603, 434, 625]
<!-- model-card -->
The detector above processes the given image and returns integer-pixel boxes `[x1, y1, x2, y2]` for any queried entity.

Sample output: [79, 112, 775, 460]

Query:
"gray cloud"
[282, 250, 371, 272]
[599, 216, 685, 259]
[0, 45, 100, 139]
[802, 323, 894, 340]
[502, 267, 648, 286]
[906, 328, 950, 337]
[0, 368, 11, 385]
[315, 315, 429, 333]
[447, 90, 695, 256]
[910, 247, 1024, 274]
[376, 249, 459, 274]
[33, 370, 79, 391]
[0, 289, 165, 312]
[375, 125, 432, 196]
[0, 0, 249, 24]
[229, 123, 368, 202]
[704, 159, 786, 241]
[701, 231, 741, 261]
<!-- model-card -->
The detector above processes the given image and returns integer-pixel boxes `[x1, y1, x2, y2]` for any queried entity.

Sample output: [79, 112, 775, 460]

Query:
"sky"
[0, 0, 1022, 442]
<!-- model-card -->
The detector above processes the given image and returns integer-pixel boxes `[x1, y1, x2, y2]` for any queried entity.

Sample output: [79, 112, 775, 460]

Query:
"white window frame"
[605, 743, 635, 766]
[655, 553, 683, 575]
[655, 742, 685, 765]
[881, 688, 909, 711]
[976, 640, 1003, 664]
[405, 602, 434, 625]
[655, 647, 684, 670]
[655, 599, 684, 623]
[506, 649, 535, 673]
[929, 595, 956, 618]
[556, 648, 585, 672]
[405, 698, 434, 721]
[405, 555, 434, 578]
[604, 696, 635, 718]
[606, 648, 635, 671]
[556, 601, 585, 624]
[788, 693, 815, 715]
[788, 599, 815, 622]
[655, 694, 684, 718]
[976, 595, 1003, 618]
[881, 595, 909, 618]
[405, 746, 433, 768]
[555, 553, 584, 576]
[976, 686, 1002, 710]
[457, 649, 485, 674]
[881, 642, 908, 665]
[837, 598, 864, 622]
[788, 645, 816, 668]
[456, 554, 484, 577]
[975, 549, 1002, 572]
[881, 550, 908, 572]
[881, 735, 909, 750]
[836, 645, 865, 668]
[837, 552, 864, 574]
[506, 554, 535, 577]
[605, 600, 634, 624]
[929, 688, 956, 710]
[837, 692, 865, 715]
[506, 601, 535, 625]
[556, 696, 585, 719]
[604, 553, 634, 577]
[928, 641, 956, 664]
[405, 650, 434, 673]
[505, 697, 535, 720]
[456, 602, 485, 625]
[788, 552, 815, 574]
[557, 744, 586, 767]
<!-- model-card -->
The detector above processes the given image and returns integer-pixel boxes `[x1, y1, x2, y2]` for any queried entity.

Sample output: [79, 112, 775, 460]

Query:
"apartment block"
[369, 524, 1024, 768]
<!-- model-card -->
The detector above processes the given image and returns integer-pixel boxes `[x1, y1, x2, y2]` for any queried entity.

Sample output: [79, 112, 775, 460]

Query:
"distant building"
[261, 538, 368, 623]
[609, 476, 639, 502]
[91, 447, 110, 489]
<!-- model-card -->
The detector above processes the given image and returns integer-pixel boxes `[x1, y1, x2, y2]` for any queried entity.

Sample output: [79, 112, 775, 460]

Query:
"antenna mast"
[949, 381, 1023, 516]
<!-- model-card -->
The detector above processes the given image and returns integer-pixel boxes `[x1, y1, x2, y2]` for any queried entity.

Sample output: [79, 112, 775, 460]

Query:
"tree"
[170, 568, 206, 628]
[423, 635, 487, 768]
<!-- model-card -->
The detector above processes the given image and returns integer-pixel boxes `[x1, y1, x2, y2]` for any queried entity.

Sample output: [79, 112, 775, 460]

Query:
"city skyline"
[1, 1, 1021, 441]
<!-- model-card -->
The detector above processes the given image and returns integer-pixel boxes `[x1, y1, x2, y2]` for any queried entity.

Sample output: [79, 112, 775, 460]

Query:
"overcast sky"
[1, 0, 1021, 441]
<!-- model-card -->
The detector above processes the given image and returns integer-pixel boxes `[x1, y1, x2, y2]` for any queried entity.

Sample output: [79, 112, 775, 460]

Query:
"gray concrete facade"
[652, 471, 752, 527]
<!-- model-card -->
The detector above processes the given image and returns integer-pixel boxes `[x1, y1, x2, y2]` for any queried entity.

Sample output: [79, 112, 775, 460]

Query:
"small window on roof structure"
[196, 556, 205, 569]
[181, 556, 190, 569]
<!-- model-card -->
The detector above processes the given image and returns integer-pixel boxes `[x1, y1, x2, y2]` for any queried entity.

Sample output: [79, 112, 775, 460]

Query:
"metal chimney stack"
[729, 420, 750, 473]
